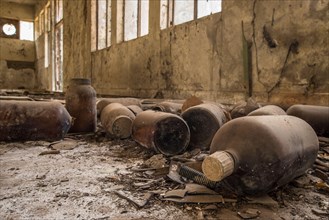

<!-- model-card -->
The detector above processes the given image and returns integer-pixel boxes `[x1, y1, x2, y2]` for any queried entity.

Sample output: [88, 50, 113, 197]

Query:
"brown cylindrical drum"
[132, 110, 190, 156]
[181, 103, 228, 150]
[96, 98, 141, 116]
[0, 100, 71, 141]
[287, 104, 329, 137]
[100, 103, 136, 139]
[248, 105, 286, 116]
[127, 105, 143, 116]
[65, 78, 96, 133]
[202, 115, 319, 195]
[151, 101, 183, 114]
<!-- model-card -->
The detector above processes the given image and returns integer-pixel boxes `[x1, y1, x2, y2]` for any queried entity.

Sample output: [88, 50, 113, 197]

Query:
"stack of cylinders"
[181, 103, 228, 150]
[287, 104, 329, 137]
[132, 110, 190, 156]
[100, 103, 136, 139]
[0, 100, 71, 141]
[65, 78, 97, 133]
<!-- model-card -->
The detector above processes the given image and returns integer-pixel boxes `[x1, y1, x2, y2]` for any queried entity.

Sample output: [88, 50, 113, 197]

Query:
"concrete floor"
[1, 133, 328, 220]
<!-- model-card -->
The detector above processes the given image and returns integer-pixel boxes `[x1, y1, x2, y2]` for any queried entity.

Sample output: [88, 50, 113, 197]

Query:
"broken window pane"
[160, 0, 168, 29]
[124, 0, 138, 41]
[20, 21, 34, 41]
[174, 0, 194, 25]
[98, 0, 107, 50]
[197, 0, 222, 18]
[56, 0, 63, 23]
[140, 0, 149, 36]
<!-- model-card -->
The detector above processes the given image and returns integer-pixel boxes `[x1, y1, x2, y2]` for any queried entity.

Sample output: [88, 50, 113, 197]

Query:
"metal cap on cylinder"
[112, 115, 133, 138]
[202, 151, 235, 182]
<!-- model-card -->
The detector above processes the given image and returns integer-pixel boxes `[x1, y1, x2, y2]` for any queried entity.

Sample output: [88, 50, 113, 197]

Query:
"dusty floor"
[1, 132, 329, 220]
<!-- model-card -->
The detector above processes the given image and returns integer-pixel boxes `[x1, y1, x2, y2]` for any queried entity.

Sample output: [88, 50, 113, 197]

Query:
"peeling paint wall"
[0, 1, 35, 90]
[62, 0, 328, 106]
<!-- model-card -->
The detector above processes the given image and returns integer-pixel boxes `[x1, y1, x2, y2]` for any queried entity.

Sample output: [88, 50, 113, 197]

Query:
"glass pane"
[174, 0, 194, 25]
[56, 0, 63, 23]
[140, 0, 149, 36]
[20, 21, 34, 41]
[98, 0, 107, 50]
[160, 0, 168, 30]
[197, 0, 222, 18]
[124, 0, 138, 41]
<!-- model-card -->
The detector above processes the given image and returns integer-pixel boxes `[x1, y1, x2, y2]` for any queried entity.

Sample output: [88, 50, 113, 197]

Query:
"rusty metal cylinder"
[126, 105, 143, 116]
[247, 105, 286, 116]
[0, 100, 72, 141]
[287, 104, 329, 137]
[202, 115, 319, 195]
[132, 110, 190, 156]
[151, 101, 183, 114]
[100, 103, 136, 139]
[96, 98, 141, 116]
[181, 103, 228, 150]
[65, 78, 96, 133]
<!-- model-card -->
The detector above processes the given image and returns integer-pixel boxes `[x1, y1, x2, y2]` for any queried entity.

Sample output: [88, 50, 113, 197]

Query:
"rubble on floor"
[0, 90, 329, 219]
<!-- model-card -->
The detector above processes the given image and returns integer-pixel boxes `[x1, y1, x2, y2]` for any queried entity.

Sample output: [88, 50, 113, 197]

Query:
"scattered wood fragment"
[113, 190, 153, 209]
[39, 150, 60, 155]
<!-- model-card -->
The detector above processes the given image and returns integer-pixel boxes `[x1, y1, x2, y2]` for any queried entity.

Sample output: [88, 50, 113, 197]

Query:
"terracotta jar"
[65, 78, 97, 133]
[0, 100, 72, 141]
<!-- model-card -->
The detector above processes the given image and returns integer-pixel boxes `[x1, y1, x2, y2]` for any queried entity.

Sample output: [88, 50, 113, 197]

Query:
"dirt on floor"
[1, 131, 329, 220]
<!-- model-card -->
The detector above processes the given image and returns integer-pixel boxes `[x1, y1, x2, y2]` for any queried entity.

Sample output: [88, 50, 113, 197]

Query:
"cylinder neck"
[202, 151, 235, 182]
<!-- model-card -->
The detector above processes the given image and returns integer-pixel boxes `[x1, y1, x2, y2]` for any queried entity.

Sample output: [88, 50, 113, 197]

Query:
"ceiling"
[1, 0, 38, 5]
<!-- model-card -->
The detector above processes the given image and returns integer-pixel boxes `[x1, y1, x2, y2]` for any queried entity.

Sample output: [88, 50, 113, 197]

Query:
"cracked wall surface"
[55, 0, 329, 105]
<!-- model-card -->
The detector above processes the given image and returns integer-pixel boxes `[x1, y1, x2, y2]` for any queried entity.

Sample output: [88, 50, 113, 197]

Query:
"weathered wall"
[0, 1, 34, 21]
[222, 0, 329, 106]
[62, 0, 329, 106]
[0, 1, 35, 89]
[63, 0, 91, 89]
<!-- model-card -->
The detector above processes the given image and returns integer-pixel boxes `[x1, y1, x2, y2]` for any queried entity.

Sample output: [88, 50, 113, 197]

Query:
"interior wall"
[61, 0, 329, 106]
[0, 1, 35, 90]
[63, 0, 91, 89]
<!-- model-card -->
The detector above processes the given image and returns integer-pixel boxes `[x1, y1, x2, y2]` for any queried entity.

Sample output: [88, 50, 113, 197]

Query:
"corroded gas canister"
[151, 101, 183, 114]
[132, 110, 190, 156]
[100, 103, 136, 139]
[127, 105, 143, 116]
[287, 104, 329, 137]
[65, 78, 96, 133]
[96, 97, 141, 116]
[181, 103, 228, 150]
[247, 105, 286, 116]
[202, 115, 319, 195]
[0, 100, 71, 141]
